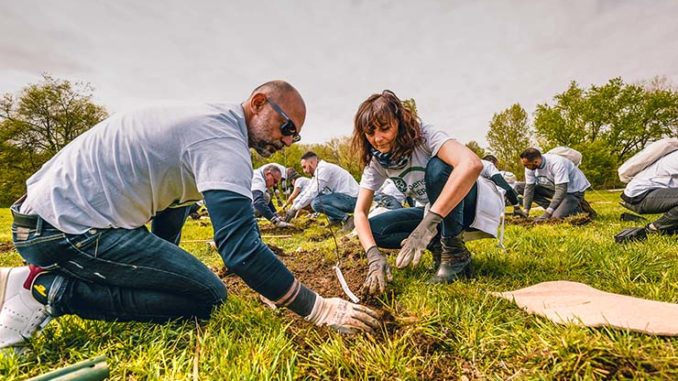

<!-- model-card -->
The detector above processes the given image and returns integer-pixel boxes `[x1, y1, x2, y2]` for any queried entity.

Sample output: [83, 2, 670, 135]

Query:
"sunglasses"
[267, 98, 301, 142]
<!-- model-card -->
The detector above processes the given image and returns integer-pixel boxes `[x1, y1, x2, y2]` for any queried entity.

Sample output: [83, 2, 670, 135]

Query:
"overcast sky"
[1, 0, 677, 145]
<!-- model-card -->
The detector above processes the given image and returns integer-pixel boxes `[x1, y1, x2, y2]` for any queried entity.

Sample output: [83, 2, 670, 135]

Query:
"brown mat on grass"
[492, 281, 678, 336]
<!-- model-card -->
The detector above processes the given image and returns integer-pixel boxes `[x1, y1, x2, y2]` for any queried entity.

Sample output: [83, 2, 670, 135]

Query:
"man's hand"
[534, 211, 552, 223]
[513, 205, 528, 218]
[272, 216, 294, 228]
[396, 211, 442, 269]
[363, 246, 392, 295]
[284, 209, 297, 222]
[306, 296, 381, 334]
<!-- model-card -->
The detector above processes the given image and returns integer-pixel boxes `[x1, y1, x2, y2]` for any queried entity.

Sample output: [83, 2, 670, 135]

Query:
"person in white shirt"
[251, 163, 293, 228]
[281, 168, 311, 212]
[480, 155, 525, 217]
[619, 150, 678, 240]
[285, 152, 360, 231]
[351, 90, 505, 292]
[516, 148, 595, 221]
[1, 80, 379, 349]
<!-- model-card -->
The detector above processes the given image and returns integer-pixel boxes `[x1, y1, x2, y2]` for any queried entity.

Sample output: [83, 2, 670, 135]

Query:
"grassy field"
[1, 190, 677, 380]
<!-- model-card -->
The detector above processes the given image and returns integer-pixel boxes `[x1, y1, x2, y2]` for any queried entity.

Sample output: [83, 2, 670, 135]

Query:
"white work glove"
[396, 211, 442, 269]
[305, 295, 381, 334]
[363, 246, 392, 295]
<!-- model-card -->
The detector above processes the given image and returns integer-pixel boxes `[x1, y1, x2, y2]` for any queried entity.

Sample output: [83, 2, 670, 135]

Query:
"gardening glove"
[272, 216, 294, 228]
[396, 211, 443, 269]
[363, 246, 393, 295]
[512, 205, 528, 218]
[534, 211, 552, 223]
[305, 295, 381, 334]
[284, 208, 297, 222]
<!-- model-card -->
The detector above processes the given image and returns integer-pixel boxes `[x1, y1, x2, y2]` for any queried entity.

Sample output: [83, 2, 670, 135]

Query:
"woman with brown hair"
[352, 90, 505, 295]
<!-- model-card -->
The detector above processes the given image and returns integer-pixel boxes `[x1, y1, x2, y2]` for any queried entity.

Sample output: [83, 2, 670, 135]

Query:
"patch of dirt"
[0, 241, 15, 252]
[507, 213, 592, 227]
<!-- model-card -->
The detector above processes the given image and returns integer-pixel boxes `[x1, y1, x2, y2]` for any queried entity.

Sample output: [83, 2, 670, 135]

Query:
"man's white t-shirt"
[624, 150, 678, 198]
[251, 163, 287, 194]
[292, 160, 359, 210]
[21, 103, 253, 234]
[524, 153, 590, 193]
[293, 177, 311, 193]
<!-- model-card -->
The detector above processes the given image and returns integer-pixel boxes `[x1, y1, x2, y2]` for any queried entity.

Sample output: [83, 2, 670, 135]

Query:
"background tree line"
[486, 76, 678, 188]
[2, 75, 677, 206]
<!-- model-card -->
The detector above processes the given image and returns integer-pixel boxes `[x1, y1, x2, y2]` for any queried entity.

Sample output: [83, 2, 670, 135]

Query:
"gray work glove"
[272, 216, 294, 228]
[305, 295, 381, 334]
[512, 205, 528, 218]
[284, 208, 297, 222]
[396, 211, 443, 269]
[363, 246, 392, 296]
[534, 211, 552, 223]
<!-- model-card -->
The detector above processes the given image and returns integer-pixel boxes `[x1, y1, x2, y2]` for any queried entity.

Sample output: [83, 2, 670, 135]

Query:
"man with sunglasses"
[251, 163, 294, 228]
[1, 80, 380, 349]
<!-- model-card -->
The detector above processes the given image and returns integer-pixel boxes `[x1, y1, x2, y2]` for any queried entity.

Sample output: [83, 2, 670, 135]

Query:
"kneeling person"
[251, 163, 293, 228]
[0, 81, 379, 349]
[619, 150, 678, 240]
[286, 152, 360, 231]
[517, 148, 593, 222]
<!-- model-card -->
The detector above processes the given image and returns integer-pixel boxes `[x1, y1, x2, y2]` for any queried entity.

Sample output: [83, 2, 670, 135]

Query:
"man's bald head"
[243, 80, 306, 157]
[248, 80, 306, 127]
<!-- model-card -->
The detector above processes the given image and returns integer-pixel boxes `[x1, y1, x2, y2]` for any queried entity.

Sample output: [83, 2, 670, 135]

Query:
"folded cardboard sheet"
[493, 281, 678, 336]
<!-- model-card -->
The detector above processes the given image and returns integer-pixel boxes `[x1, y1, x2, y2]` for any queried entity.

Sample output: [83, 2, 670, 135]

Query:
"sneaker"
[0, 267, 51, 348]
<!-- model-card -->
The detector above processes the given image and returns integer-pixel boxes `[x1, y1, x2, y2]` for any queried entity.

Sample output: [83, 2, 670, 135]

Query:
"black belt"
[11, 208, 41, 229]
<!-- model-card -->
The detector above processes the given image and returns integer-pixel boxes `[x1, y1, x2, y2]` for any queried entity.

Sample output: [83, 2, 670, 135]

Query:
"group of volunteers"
[1, 80, 675, 350]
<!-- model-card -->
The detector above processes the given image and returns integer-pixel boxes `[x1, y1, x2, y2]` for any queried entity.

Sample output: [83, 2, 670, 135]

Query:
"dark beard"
[250, 138, 284, 157]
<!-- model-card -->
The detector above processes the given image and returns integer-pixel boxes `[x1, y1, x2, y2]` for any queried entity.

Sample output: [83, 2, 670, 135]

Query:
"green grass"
[1, 191, 677, 380]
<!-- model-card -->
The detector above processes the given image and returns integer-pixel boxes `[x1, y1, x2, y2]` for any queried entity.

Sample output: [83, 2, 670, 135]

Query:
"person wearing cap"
[0, 80, 380, 350]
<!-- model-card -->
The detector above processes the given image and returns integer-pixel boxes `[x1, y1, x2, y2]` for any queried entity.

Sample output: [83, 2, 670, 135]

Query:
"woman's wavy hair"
[351, 90, 424, 169]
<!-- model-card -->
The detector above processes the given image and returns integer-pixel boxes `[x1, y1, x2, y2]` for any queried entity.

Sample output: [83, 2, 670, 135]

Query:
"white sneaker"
[0, 266, 52, 348]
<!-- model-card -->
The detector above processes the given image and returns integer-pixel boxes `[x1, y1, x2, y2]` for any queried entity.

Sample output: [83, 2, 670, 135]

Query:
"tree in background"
[252, 136, 362, 181]
[486, 103, 531, 178]
[0, 75, 107, 205]
[533, 78, 678, 188]
[465, 141, 486, 158]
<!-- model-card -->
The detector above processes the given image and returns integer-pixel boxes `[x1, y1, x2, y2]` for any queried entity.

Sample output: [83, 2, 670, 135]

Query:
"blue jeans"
[369, 157, 477, 248]
[11, 202, 227, 322]
[374, 194, 403, 210]
[311, 193, 357, 222]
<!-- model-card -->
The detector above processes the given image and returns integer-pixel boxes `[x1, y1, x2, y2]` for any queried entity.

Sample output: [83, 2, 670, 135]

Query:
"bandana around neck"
[369, 146, 409, 169]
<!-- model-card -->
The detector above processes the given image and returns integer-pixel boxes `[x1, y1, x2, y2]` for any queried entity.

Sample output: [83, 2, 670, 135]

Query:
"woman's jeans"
[11, 202, 227, 322]
[369, 157, 478, 249]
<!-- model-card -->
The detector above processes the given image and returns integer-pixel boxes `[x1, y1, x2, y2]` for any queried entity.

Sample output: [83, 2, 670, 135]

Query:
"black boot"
[429, 234, 472, 284]
[580, 198, 597, 219]
[427, 239, 442, 272]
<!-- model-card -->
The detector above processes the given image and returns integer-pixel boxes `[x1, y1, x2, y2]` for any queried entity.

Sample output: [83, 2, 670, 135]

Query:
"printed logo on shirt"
[391, 166, 427, 199]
